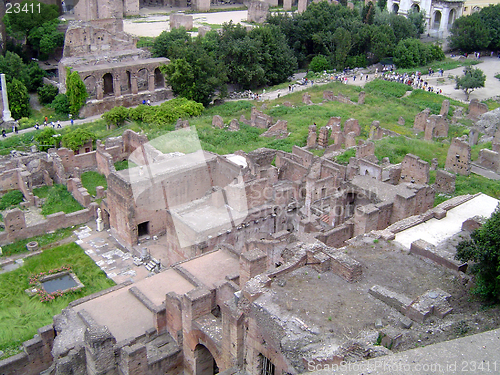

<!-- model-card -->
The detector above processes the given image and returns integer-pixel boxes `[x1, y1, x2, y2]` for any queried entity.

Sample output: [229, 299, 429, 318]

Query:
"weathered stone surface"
[344, 118, 361, 136]
[358, 91, 366, 105]
[468, 99, 489, 119]
[198, 25, 212, 37]
[302, 92, 313, 105]
[228, 119, 240, 132]
[250, 107, 273, 128]
[247, 0, 269, 23]
[397, 116, 405, 126]
[212, 115, 224, 129]
[440, 99, 450, 116]
[345, 131, 357, 148]
[261, 120, 288, 138]
[434, 170, 456, 194]
[475, 107, 500, 136]
[307, 125, 317, 147]
[318, 126, 329, 148]
[170, 13, 193, 30]
[445, 138, 471, 175]
[414, 108, 430, 131]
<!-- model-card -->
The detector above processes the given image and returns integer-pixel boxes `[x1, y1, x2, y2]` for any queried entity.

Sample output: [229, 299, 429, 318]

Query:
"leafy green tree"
[102, 106, 129, 128]
[448, 13, 490, 53]
[455, 66, 486, 101]
[28, 20, 65, 60]
[7, 78, 30, 119]
[66, 69, 88, 117]
[362, 1, 376, 24]
[332, 27, 351, 69]
[369, 24, 396, 62]
[34, 127, 59, 151]
[25, 61, 46, 92]
[51, 94, 70, 115]
[309, 54, 330, 72]
[3, 0, 59, 38]
[152, 27, 192, 59]
[61, 128, 97, 151]
[37, 84, 59, 105]
[0, 51, 45, 91]
[377, 0, 387, 11]
[456, 205, 500, 302]
[407, 9, 426, 36]
[479, 4, 500, 50]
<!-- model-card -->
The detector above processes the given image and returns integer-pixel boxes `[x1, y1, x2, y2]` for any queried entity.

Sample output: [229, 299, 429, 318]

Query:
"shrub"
[34, 127, 60, 151]
[61, 128, 96, 151]
[102, 106, 129, 128]
[0, 190, 24, 210]
[309, 55, 330, 72]
[37, 84, 59, 105]
[51, 94, 70, 115]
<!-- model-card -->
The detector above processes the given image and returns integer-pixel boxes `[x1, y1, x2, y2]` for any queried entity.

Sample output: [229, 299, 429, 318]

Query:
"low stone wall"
[409, 239, 467, 273]
[0, 204, 98, 245]
[0, 325, 55, 375]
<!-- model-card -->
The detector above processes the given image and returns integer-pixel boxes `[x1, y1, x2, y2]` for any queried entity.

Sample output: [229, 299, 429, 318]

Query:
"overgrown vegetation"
[456, 205, 500, 302]
[0, 243, 115, 357]
[81, 171, 107, 196]
[0, 190, 24, 210]
[34, 184, 83, 216]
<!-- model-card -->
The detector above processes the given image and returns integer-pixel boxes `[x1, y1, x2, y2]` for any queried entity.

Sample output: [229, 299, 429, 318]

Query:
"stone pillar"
[114, 76, 121, 97]
[298, 0, 307, 13]
[131, 74, 138, 95]
[1, 74, 13, 122]
[148, 72, 155, 92]
[96, 79, 104, 100]
[283, 0, 292, 10]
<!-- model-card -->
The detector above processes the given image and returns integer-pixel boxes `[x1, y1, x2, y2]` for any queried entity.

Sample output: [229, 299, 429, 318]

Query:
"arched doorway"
[392, 3, 399, 13]
[137, 68, 148, 92]
[448, 9, 456, 29]
[84, 75, 97, 99]
[194, 344, 219, 375]
[411, 3, 420, 12]
[154, 67, 164, 88]
[103, 73, 114, 96]
[433, 11, 442, 30]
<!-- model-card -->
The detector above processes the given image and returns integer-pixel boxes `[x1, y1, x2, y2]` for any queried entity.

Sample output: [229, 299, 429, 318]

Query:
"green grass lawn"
[81, 171, 107, 196]
[0, 242, 115, 358]
[33, 184, 83, 216]
[0, 227, 76, 257]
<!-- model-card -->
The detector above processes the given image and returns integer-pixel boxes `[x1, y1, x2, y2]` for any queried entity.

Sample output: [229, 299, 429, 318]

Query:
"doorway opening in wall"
[138, 221, 149, 237]
[194, 344, 219, 375]
[103, 73, 114, 96]
[259, 354, 275, 375]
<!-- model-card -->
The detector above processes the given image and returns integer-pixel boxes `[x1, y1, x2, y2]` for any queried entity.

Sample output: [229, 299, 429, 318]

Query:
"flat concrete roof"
[135, 268, 196, 306]
[74, 285, 154, 342]
[350, 175, 420, 203]
[179, 250, 239, 289]
[395, 193, 499, 249]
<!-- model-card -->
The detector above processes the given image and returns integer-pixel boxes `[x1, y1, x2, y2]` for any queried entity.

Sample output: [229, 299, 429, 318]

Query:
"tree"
[456, 205, 500, 302]
[407, 9, 426, 36]
[152, 27, 192, 59]
[448, 13, 491, 53]
[102, 106, 129, 128]
[61, 128, 97, 151]
[51, 94, 70, 115]
[362, 1, 376, 24]
[309, 55, 330, 72]
[3, 0, 59, 38]
[479, 4, 500, 50]
[28, 20, 65, 60]
[332, 27, 351, 69]
[34, 127, 59, 151]
[7, 78, 30, 119]
[377, 0, 387, 11]
[455, 66, 486, 101]
[66, 69, 88, 117]
[37, 84, 59, 105]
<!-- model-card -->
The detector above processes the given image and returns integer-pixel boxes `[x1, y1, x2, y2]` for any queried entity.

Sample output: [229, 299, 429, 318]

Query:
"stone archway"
[411, 3, 420, 12]
[448, 9, 456, 29]
[84, 75, 97, 99]
[154, 67, 164, 88]
[103, 73, 114, 96]
[137, 68, 148, 92]
[194, 344, 219, 375]
[433, 10, 442, 30]
[392, 3, 399, 13]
